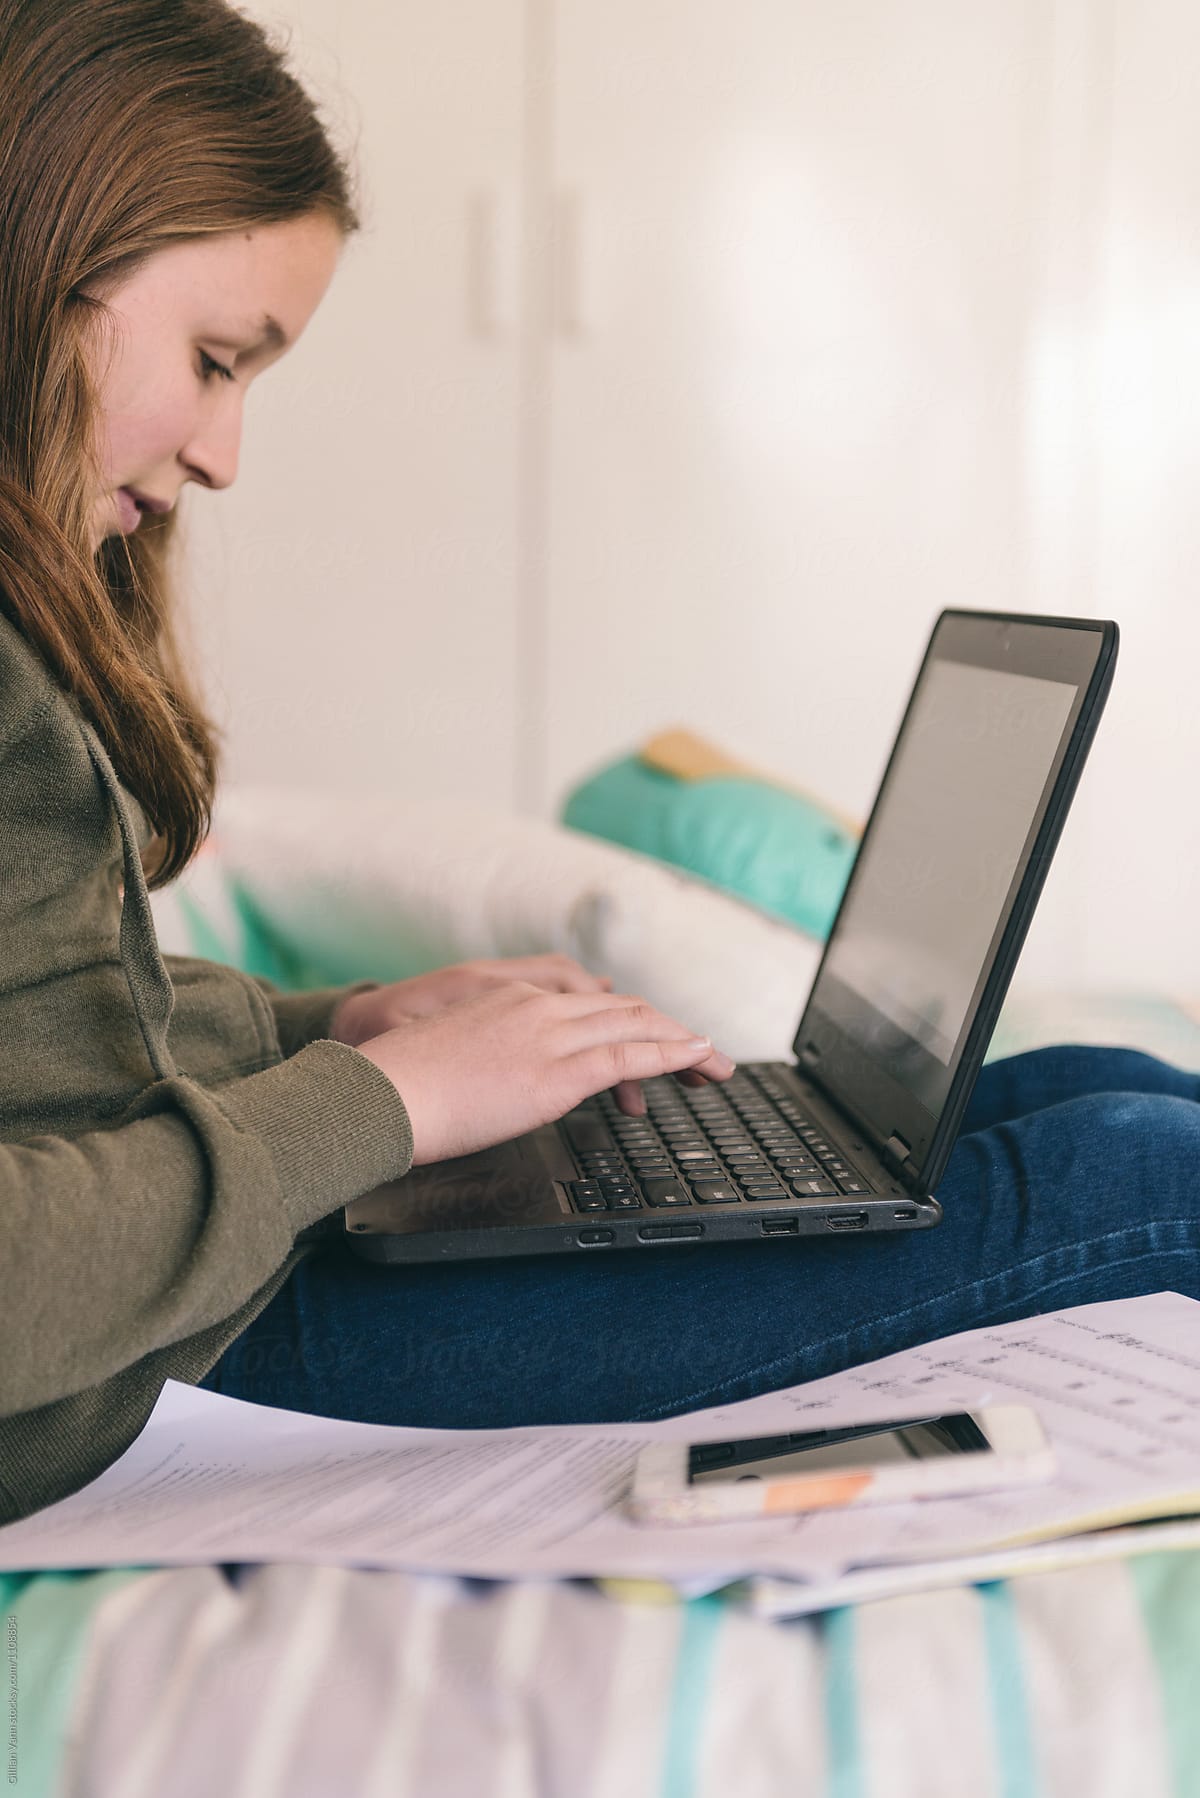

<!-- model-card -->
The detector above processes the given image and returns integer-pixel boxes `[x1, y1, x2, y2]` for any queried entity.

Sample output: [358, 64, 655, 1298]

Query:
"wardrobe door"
[189, 0, 526, 810]
[541, 0, 1045, 827]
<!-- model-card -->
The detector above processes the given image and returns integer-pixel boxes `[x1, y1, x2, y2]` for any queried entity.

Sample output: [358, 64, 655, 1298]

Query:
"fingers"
[564, 997, 735, 1073]
[486, 980, 737, 1089]
[612, 1064, 711, 1116]
[489, 954, 614, 994]
[577, 1037, 730, 1105]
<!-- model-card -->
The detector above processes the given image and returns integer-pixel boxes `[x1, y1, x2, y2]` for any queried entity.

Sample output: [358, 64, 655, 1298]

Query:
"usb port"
[761, 1216, 800, 1236]
[826, 1211, 869, 1231]
[893, 1206, 918, 1221]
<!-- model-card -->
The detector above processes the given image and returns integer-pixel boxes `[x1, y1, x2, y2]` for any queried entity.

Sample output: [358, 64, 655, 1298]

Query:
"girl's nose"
[181, 400, 243, 491]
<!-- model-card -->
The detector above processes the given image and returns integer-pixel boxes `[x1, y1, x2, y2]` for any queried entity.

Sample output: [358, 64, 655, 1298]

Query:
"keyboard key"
[690, 1180, 740, 1204]
[674, 1150, 719, 1164]
[564, 1117, 615, 1153]
[788, 1176, 838, 1197]
[609, 1192, 643, 1210]
[740, 1183, 789, 1200]
[569, 1181, 609, 1212]
[835, 1176, 874, 1196]
[641, 1178, 693, 1208]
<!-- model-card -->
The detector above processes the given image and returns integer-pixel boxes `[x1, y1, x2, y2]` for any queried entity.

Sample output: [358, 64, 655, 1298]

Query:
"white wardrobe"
[190, 1, 1200, 995]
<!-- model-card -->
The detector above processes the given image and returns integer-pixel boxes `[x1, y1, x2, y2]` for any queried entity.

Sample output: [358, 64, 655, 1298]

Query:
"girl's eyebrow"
[207, 314, 288, 354]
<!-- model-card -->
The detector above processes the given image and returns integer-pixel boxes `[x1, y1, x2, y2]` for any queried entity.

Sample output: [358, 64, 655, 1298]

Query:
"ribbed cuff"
[211, 1038, 414, 1235]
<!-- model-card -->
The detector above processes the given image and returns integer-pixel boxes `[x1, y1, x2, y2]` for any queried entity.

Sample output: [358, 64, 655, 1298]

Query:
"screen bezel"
[686, 1413, 990, 1483]
[793, 610, 1118, 1195]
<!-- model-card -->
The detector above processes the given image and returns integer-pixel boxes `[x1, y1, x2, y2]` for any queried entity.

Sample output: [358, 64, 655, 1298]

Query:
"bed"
[5, 786, 1199, 1798]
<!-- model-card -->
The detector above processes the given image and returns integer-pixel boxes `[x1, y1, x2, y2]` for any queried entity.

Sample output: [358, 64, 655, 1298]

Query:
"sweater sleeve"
[248, 976, 383, 1057]
[0, 1039, 413, 1416]
[157, 959, 383, 1057]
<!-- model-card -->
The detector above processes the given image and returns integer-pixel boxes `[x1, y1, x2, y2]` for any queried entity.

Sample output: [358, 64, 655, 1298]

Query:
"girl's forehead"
[107, 216, 342, 332]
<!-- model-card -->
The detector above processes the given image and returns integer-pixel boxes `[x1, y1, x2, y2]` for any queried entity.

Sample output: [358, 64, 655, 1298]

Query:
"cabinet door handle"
[553, 187, 586, 338]
[466, 187, 516, 338]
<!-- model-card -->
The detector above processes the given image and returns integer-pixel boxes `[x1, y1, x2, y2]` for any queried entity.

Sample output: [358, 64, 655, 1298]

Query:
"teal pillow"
[561, 755, 857, 940]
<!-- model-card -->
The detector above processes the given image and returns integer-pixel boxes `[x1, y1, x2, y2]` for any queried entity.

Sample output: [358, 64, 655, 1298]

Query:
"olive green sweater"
[0, 610, 415, 1526]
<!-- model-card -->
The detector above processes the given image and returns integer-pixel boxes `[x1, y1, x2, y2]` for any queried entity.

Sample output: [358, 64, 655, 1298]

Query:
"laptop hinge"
[884, 1132, 914, 1175]
[788, 1062, 923, 1192]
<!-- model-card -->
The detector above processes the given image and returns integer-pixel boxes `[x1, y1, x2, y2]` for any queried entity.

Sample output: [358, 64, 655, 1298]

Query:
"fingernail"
[686, 1037, 712, 1051]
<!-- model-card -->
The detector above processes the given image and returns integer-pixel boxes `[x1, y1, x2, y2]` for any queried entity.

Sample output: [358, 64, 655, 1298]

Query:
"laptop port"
[761, 1216, 800, 1236]
[893, 1206, 918, 1221]
[826, 1211, 869, 1231]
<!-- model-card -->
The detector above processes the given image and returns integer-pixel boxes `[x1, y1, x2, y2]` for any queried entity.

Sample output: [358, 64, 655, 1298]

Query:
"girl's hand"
[353, 981, 736, 1166]
[332, 954, 705, 1116]
[329, 953, 613, 1045]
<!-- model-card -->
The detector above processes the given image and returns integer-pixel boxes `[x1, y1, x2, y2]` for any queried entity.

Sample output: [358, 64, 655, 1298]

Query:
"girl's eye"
[199, 350, 236, 384]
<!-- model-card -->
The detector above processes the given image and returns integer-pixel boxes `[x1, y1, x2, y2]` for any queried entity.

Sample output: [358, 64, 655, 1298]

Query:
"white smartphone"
[627, 1406, 1054, 1524]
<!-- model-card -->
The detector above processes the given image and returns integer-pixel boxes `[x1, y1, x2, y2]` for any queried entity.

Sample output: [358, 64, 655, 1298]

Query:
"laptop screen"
[794, 612, 1113, 1183]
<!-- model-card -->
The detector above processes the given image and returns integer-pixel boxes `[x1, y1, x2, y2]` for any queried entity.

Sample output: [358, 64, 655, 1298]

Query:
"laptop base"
[339, 1061, 941, 1265]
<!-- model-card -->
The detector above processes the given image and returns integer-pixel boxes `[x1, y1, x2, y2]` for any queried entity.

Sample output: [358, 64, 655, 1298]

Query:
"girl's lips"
[116, 488, 142, 533]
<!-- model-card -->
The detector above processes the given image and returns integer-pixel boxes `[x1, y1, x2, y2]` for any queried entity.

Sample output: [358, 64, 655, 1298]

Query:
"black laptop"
[338, 609, 1117, 1263]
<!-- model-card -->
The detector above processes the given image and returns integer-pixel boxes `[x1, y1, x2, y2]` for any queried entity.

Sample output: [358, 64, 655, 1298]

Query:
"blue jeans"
[196, 1046, 1200, 1424]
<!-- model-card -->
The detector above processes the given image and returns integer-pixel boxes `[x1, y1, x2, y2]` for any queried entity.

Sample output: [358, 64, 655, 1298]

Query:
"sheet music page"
[749, 1517, 1200, 1619]
[1, 1292, 1198, 1584]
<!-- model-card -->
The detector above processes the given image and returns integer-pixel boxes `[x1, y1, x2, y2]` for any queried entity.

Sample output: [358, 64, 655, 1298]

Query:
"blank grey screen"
[821, 659, 1077, 1066]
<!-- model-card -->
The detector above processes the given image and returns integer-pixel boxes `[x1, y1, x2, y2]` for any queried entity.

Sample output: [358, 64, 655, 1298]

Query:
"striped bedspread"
[5, 992, 1199, 1796]
[4, 1551, 1200, 1797]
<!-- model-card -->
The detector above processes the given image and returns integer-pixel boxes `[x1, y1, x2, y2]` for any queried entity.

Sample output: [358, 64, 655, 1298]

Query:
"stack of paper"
[2, 1292, 1199, 1616]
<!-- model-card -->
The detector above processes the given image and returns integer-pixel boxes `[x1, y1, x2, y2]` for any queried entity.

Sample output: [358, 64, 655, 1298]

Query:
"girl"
[2, 0, 1198, 1529]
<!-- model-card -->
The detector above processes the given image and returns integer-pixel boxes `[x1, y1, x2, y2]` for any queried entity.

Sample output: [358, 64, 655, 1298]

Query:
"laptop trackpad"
[343, 1129, 568, 1238]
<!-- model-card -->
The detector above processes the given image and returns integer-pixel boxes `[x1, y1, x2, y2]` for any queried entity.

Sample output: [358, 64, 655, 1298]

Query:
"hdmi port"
[827, 1211, 869, 1231]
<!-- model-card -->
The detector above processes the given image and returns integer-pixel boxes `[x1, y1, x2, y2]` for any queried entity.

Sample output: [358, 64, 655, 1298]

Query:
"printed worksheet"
[1, 1293, 1198, 1586]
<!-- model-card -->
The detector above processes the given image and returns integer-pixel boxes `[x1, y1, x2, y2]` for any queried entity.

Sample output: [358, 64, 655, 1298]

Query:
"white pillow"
[148, 834, 250, 961]
[202, 786, 822, 1062]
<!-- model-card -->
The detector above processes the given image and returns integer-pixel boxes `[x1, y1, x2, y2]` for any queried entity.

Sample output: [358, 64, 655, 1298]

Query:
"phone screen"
[687, 1413, 990, 1484]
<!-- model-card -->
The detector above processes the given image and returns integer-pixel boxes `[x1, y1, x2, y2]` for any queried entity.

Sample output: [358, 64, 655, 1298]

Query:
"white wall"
[184, 0, 1200, 995]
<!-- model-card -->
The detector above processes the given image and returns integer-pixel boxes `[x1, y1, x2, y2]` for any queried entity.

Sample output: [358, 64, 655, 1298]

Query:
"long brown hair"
[0, 0, 359, 887]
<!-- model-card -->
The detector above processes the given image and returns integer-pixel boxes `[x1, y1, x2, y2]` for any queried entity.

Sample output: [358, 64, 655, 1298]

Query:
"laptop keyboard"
[562, 1063, 877, 1214]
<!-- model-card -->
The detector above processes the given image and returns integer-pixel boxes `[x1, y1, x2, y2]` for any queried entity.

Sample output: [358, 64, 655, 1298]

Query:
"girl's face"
[85, 212, 343, 551]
